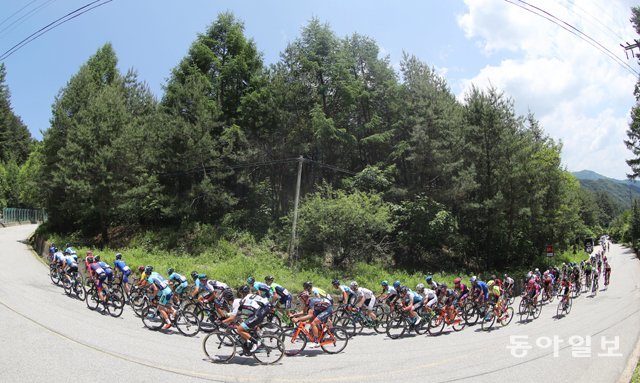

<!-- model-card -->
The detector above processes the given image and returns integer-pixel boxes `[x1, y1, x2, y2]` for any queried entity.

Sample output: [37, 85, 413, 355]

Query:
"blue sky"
[1, 0, 638, 179]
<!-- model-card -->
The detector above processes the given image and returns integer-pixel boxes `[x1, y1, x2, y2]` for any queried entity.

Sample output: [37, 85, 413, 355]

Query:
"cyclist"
[597, 257, 603, 275]
[415, 283, 438, 312]
[350, 281, 377, 321]
[604, 260, 611, 286]
[584, 260, 593, 287]
[425, 275, 438, 290]
[63, 250, 79, 282]
[303, 281, 332, 302]
[332, 279, 355, 305]
[525, 274, 540, 306]
[190, 271, 205, 299]
[48, 243, 57, 262]
[223, 285, 271, 353]
[559, 274, 571, 308]
[398, 286, 423, 326]
[53, 248, 66, 274]
[291, 291, 333, 348]
[141, 266, 176, 330]
[503, 274, 514, 297]
[470, 276, 489, 304]
[95, 256, 114, 286]
[167, 268, 189, 305]
[265, 275, 292, 309]
[86, 255, 107, 303]
[542, 269, 553, 299]
[378, 280, 398, 305]
[452, 278, 469, 302]
[247, 276, 272, 299]
[591, 267, 600, 293]
[113, 253, 132, 298]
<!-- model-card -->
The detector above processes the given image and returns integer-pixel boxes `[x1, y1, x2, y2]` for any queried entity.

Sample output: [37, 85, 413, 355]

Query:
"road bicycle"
[519, 294, 542, 322]
[333, 305, 386, 337]
[203, 324, 284, 364]
[49, 262, 63, 286]
[280, 320, 348, 355]
[62, 270, 86, 300]
[481, 301, 514, 331]
[571, 279, 581, 298]
[85, 279, 124, 317]
[556, 294, 572, 317]
[428, 304, 466, 335]
[385, 307, 431, 339]
[141, 299, 200, 336]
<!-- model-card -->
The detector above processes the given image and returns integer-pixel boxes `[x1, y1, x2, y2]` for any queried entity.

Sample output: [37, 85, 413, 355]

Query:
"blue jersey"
[253, 282, 272, 298]
[269, 282, 291, 297]
[114, 259, 130, 273]
[476, 281, 489, 299]
[147, 272, 169, 290]
[98, 261, 112, 271]
[169, 272, 188, 284]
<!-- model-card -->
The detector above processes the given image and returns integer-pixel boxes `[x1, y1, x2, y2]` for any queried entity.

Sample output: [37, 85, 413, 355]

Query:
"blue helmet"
[425, 275, 433, 283]
[393, 280, 401, 289]
[381, 280, 388, 287]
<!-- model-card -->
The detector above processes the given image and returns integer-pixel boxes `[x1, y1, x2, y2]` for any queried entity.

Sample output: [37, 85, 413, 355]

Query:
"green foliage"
[295, 185, 393, 267]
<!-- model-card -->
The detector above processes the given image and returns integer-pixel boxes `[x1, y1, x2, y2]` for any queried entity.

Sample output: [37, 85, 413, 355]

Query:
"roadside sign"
[546, 244, 554, 257]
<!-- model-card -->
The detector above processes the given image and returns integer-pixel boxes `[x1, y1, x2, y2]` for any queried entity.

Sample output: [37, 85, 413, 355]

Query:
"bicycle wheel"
[556, 300, 565, 317]
[141, 306, 165, 331]
[75, 281, 86, 301]
[130, 292, 146, 317]
[373, 306, 387, 334]
[533, 300, 543, 319]
[63, 276, 72, 296]
[385, 314, 407, 339]
[320, 327, 348, 354]
[481, 307, 496, 331]
[428, 314, 445, 336]
[50, 268, 61, 285]
[500, 307, 514, 326]
[260, 321, 282, 337]
[195, 307, 218, 333]
[414, 312, 431, 335]
[334, 316, 357, 338]
[252, 335, 284, 364]
[518, 299, 527, 315]
[85, 289, 100, 311]
[565, 298, 572, 314]
[266, 312, 282, 327]
[451, 310, 466, 332]
[280, 327, 307, 356]
[463, 302, 479, 325]
[175, 310, 200, 337]
[203, 332, 236, 363]
[107, 295, 124, 318]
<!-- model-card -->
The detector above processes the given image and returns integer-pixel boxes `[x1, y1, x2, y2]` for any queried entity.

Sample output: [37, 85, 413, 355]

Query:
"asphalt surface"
[1, 224, 639, 383]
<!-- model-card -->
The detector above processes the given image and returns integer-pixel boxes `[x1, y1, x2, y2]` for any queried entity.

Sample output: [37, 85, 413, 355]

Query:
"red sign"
[546, 244, 554, 257]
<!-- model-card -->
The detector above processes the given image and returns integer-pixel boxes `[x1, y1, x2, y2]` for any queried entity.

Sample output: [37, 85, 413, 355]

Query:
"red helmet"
[138, 265, 145, 273]
[453, 277, 461, 285]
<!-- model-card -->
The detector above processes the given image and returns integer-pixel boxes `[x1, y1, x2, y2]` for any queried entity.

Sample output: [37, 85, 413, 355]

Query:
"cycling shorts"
[363, 296, 376, 311]
[279, 294, 292, 309]
[159, 287, 173, 306]
[175, 281, 189, 294]
[121, 267, 131, 283]
[241, 304, 271, 330]
[65, 264, 78, 274]
[314, 305, 333, 323]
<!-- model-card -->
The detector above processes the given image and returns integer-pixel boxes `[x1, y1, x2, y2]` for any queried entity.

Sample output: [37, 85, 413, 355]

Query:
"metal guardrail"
[1, 208, 47, 225]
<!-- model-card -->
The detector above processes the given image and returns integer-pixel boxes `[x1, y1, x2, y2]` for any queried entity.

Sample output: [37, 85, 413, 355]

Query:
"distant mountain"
[572, 170, 640, 209]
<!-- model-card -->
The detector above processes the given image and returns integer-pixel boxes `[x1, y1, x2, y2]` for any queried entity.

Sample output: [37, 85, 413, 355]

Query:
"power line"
[0, 0, 113, 62]
[0, 0, 41, 29]
[0, 0, 57, 38]
[503, 0, 639, 77]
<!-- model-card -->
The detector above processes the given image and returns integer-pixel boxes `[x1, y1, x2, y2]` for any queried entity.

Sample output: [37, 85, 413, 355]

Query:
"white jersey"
[355, 287, 374, 300]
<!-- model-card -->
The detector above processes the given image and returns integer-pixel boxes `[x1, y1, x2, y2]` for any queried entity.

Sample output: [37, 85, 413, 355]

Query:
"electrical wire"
[0, 0, 57, 38]
[0, 0, 113, 62]
[0, 0, 41, 29]
[503, 0, 639, 77]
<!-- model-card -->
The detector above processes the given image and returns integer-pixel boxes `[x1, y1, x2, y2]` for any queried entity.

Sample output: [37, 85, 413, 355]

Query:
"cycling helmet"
[138, 265, 145, 272]
[504, 274, 508, 279]
[350, 281, 358, 289]
[144, 265, 153, 275]
[470, 276, 477, 283]
[440, 283, 448, 289]
[398, 286, 408, 294]
[265, 275, 274, 283]
[115, 253, 122, 260]
[238, 285, 250, 296]
[535, 268, 539, 272]
[198, 273, 207, 280]
[487, 280, 494, 288]
[95, 255, 101, 262]
[491, 275, 497, 281]
[332, 279, 340, 286]
[381, 280, 388, 287]
[425, 275, 433, 283]
[416, 283, 425, 292]
[393, 280, 401, 289]
[303, 281, 313, 290]
[246, 276, 255, 285]
[167, 268, 174, 276]
[297, 291, 310, 302]
[453, 277, 461, 285]
[222, 288, 234, 301]
[86, 256, 94, 263]
[190, 271, 198, 280]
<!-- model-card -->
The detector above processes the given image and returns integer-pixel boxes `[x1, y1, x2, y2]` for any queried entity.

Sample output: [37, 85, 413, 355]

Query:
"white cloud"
[457, 0, 639, 179]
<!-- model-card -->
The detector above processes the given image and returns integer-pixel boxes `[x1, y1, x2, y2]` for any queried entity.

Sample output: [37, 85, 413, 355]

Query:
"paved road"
[1, 225, 640, 383]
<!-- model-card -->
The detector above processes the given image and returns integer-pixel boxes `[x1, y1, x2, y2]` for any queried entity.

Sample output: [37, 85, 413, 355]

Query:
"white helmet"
[416, 283, 425, 292]
[350, 281, 358, 289]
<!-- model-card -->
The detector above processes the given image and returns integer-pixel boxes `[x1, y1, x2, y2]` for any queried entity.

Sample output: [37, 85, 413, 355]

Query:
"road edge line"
[619, 323, 640, 383]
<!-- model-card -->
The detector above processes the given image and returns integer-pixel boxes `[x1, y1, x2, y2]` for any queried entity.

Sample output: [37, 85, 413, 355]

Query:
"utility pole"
[621, 40, 640, 59]
[289, 155, 304, 267]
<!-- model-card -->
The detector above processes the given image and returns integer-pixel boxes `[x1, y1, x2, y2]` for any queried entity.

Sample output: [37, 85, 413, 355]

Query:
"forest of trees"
[0, 12, 636, 271]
